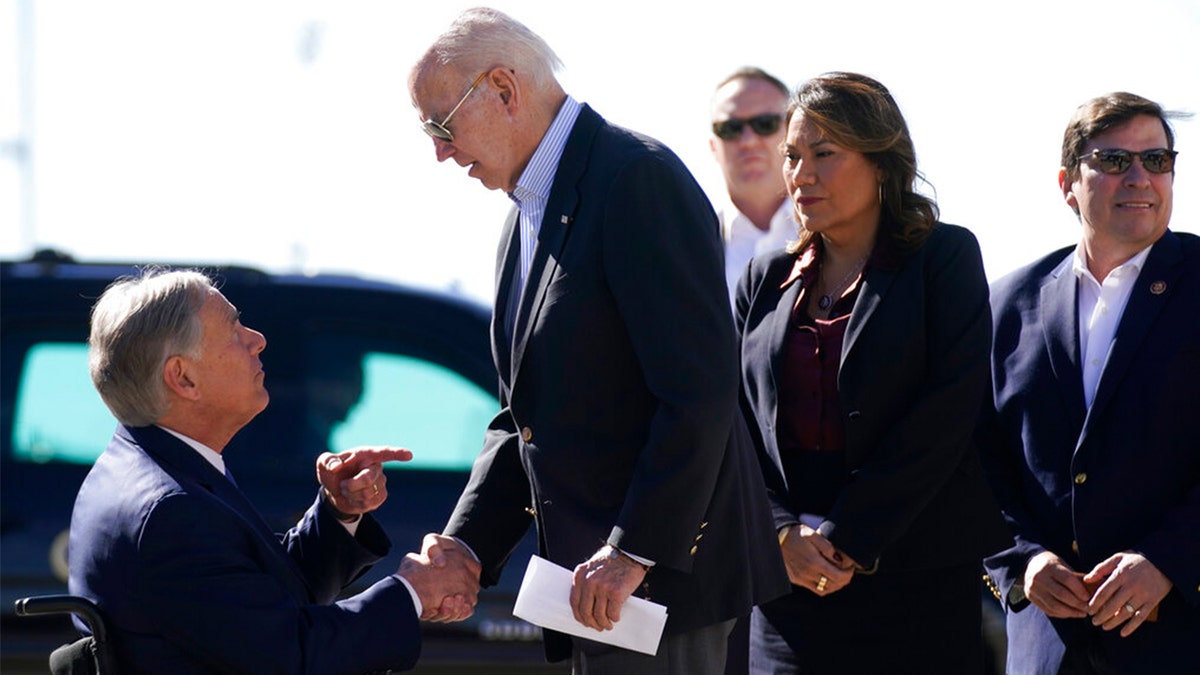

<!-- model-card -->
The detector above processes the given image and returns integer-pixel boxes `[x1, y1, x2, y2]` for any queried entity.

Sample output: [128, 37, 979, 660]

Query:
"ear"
[1059, 167, 1080, 214]
[163, 355, 201, 401]
[489, 67, 519, 109]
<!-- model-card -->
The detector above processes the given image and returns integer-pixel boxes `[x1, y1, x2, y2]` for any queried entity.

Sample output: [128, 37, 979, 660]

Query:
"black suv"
[0, 251, 560, 674]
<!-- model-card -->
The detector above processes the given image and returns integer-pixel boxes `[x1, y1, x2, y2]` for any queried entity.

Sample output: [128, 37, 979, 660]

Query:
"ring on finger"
[816, 575, 828, 592]
[372, 483, 380, 496]
[1123, 602, 1136, 614]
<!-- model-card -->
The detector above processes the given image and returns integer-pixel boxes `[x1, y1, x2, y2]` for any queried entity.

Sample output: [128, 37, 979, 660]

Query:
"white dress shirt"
[1071, 244, 1152, 409]
[719, 199, 797, 306]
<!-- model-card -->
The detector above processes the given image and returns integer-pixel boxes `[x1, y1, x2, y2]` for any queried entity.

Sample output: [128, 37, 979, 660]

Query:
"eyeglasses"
[421, 72, 489, 143]
[1077, 148, 1178, 175]
[712, 114, 783, 141]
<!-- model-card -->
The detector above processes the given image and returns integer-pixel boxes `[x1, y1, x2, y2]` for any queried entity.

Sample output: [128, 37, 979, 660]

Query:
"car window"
[11, 342, 114, 465]
[8, 339, 497, 473]
[330, 351, 496, 471]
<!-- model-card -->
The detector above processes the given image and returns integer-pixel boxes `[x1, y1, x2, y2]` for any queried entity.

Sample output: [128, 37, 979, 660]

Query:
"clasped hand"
[403, 533, 482, 622]
[780, 524, 856, 596]
[1023, 550, 1172, 637]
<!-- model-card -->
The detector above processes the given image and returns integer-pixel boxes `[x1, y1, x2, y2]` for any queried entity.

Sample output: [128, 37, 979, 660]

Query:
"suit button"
[521, 427, 533, 442]
[1071, 540, 1079, 554]
[699, 521, 708, 529]
[847, 410, 862, 421]
[694, 533, 704, 542]
[1074, 472, 1087, 485]
[689, 545, 698, 556]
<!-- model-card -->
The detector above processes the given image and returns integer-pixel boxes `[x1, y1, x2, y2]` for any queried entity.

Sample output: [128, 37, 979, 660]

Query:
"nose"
[1124, 156, 1153, 186]
[434, 138, 455, 163]
[785, 157, 816, 187]
[244, 326, 267, 355]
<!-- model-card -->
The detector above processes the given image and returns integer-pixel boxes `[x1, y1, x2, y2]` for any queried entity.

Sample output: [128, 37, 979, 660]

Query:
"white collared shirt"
[1072, 244, 1153, 409]
[719, 199, 797, 306]
[509, 95, 583, 294]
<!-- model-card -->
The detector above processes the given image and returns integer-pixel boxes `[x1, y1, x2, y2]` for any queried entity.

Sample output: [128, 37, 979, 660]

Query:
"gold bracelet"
[777, 525, 793, 546]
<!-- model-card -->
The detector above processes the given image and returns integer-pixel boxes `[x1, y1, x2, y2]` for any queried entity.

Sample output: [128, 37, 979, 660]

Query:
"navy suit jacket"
[69, 424, 421, 674]
[443, 104, 789, 661]
[982, 230, 1200, 675]
[735, 224, 1006, 573]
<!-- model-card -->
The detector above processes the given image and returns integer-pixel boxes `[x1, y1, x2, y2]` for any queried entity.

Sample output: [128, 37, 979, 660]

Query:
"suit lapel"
[841, 265, 897, 366]
[766, 270, 802, 423]
[1079, 233, 1183, 446]
[1040, 260, 1087, 432]
[507, 106, 597, 389]
[493, 207, 521, 387]
[127, 426, 314, 602]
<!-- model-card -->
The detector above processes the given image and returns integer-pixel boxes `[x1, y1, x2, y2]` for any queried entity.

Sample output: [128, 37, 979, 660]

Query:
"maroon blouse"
[774, 245, 863, 514]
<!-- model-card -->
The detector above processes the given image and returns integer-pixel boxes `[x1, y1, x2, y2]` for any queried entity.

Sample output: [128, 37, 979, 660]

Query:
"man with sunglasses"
[709, 68, 797, 306]
[407, 8, 788, 675]
[981, 92, 1199, 674]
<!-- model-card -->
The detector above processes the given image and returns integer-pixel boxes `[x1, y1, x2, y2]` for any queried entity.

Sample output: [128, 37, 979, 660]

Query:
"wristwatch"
[606, 545, 650, 571]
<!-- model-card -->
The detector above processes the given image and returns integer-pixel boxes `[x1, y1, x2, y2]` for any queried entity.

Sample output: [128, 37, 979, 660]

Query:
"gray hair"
[412, 7, 562, 94]
[88, 268, 213, 427]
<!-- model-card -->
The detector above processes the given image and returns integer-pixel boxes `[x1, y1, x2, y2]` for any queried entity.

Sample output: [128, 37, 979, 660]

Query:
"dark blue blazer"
[735, 223, 1005, 572]
[69, 424, 421, 674]
[982, 230, 1200, 675]
[443, 104, 789, 661]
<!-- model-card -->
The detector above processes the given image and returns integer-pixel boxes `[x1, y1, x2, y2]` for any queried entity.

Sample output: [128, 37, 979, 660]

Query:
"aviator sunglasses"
[421, 72, 489, 143]
[1077, 148, 1178, 175]
[712, 114, 783, 141]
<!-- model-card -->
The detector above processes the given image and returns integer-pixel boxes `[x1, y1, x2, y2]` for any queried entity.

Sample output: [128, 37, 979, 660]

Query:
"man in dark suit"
[70, 268, 480, 673]
[407, 8, 788, 674]
[982, 92, 1200, 674]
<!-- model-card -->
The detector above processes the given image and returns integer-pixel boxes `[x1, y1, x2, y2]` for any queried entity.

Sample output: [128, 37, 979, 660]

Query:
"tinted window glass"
[12, 342, 114, 465]
[331, 352, 496, 471]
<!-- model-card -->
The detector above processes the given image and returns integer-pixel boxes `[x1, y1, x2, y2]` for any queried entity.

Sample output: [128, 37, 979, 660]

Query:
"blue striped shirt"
[509, 96, 583, 294]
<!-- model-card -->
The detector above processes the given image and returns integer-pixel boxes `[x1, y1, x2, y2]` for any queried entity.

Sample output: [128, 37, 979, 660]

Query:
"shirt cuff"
[393, 574, 423, 617]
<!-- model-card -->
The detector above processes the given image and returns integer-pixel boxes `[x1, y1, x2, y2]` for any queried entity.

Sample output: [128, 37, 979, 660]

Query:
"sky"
[2, 0, 1198, 305]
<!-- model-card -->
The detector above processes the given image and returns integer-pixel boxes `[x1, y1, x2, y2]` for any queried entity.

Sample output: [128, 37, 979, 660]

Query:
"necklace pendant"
[818, 294, 833, 310]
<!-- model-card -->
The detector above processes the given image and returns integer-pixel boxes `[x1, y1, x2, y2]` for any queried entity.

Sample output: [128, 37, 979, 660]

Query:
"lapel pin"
[560, 215, 571, 224]
[1150, 280, 1166, 295]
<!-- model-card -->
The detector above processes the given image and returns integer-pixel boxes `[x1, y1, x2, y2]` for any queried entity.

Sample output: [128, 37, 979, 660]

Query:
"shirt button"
[521, 427, 533, 442]
[1074, 472, 1087, 485]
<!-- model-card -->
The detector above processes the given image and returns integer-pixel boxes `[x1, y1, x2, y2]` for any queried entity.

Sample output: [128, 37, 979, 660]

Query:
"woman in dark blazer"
[734, 72, 1003, 673]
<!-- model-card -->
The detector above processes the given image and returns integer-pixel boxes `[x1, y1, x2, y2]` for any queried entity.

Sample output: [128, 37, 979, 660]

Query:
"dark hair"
[1061, 92, 1190, 183]
[786, 72, 937, 254]
[715, 66, 789, 98]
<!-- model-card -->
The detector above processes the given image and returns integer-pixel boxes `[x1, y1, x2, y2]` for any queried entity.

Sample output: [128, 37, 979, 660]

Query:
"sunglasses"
[1077, 148, 1178, 175]
[421, 72, 489, 143]
[712, 114, 783, 141]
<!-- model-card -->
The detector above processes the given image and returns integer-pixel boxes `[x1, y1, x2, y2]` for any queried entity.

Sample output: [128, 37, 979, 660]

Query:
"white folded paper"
[512, 554, 668, 656]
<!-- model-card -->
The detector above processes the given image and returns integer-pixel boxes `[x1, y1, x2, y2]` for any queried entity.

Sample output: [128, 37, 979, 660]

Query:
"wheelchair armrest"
[14, 595, 108, 644]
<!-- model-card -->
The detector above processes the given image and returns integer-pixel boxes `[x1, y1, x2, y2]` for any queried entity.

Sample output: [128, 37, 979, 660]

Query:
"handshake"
[396, 533, 483, 622]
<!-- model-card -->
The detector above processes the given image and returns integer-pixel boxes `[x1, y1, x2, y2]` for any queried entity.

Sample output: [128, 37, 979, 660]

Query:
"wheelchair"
[13, 595, 114, 675]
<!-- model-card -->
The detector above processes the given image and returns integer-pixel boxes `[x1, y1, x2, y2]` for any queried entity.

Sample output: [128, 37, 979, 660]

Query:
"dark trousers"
[750, 562, 984, 675]
[571, 619, 736, 675]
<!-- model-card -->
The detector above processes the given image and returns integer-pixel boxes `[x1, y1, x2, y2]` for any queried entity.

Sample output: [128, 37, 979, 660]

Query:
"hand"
[417, 533, 482, 622]
[1023, 550, 1090, 619]
[316, 447, 412, 517]
[569, 545, 647, 631]
[1084, 552, 1172, 637]
[396, 546, 481, 622]
[780, 525, 853, 596]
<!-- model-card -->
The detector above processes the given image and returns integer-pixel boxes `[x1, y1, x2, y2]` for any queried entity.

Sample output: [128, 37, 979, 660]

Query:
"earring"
[878, 183, 884, 205]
